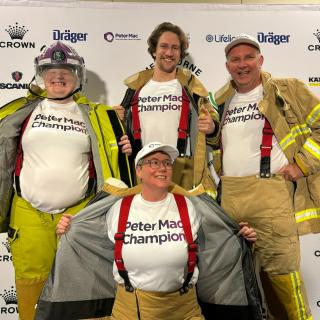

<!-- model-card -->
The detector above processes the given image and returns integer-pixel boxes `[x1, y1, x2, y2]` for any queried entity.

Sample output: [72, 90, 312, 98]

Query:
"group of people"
[0, 21, 319, 320]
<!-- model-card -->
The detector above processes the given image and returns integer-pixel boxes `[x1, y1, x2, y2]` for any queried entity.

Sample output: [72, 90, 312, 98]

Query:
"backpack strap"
[130, 89, 143, 151]
[173, 193, 197, 294]
[114, 195, 135, 292]
[260, 118, 273, 178]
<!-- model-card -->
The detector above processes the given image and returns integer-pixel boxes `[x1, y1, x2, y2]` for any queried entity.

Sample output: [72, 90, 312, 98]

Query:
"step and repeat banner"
[0, 2, 320, 319]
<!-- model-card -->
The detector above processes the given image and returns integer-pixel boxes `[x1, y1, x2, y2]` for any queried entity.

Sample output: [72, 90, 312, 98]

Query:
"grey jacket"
[35, 185, 262, 320]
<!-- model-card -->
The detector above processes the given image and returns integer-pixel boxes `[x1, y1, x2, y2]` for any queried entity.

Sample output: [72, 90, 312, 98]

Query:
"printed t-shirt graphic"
[19, 99, 90, 213]
[108, 193, 201, 292]
[138, 79, 182, 147]
[221, 84, 288, 177]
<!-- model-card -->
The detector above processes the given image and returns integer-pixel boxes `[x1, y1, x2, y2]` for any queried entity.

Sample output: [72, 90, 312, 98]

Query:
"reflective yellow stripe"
[306, 103, 320, 126]
[295, 207, 320, 223]
[290, 271, 307, 320]
[279, 124, 310, 150]
[303, 138, 320, 160]
[206, 189, 217, 200]
[109, 139, 118, 150]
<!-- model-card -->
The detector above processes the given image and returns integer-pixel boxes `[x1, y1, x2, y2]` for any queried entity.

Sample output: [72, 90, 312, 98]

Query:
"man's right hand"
[113, 105, 125, 121]
[56, 214, 73, 236]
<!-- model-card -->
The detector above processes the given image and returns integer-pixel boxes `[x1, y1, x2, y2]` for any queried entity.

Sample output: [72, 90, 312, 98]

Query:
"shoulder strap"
[260, 118, 273, 178]
[130, 89, 143, 150]
[173, 193, 197, 294]
[177, 87, 191, 156]
[114, 195, 135, 292]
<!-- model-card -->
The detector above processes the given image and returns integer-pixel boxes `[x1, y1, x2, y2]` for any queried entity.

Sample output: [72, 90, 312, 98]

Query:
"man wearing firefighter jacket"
[0, 41, 132, 320]
[213, 34, 320, 320]
[116, 22, 219, 197]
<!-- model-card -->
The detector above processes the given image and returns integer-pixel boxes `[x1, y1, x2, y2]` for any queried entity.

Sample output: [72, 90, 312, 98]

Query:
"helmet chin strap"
[28, 77, 82, 101]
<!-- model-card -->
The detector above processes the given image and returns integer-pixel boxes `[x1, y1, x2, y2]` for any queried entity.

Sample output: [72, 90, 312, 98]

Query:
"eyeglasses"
[142, 159, 173, 169]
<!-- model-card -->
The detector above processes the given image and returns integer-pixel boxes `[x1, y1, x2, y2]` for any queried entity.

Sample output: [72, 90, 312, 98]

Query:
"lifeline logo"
[206, 34, 235, 43]
[0, 22, 35, 49]
[0, 286, 18, 316]
[307, 29, 320, 51]
[0, 71, 28, 90]
[104, 32, 141, 43]
[53, 29, 88, 43]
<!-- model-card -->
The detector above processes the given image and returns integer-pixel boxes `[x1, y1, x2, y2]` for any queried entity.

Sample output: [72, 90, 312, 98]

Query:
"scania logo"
[0, 22, 35, 49]
[11, 71, 23, 82]
[0, 72, 28, 90]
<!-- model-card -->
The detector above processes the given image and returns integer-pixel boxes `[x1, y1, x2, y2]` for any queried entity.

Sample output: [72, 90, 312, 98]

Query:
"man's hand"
[238, 222, 257, 243]
[56, 214, 73, 236]
[119, 135, 132, 156]
[113, 105, 125, 121]
[198, 106, 215, 134]
[278, 163, 304, 181]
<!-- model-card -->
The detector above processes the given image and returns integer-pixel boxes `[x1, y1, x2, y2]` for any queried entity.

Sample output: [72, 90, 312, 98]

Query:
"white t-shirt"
[19, 99, 90, 213]
[107, 193, 200, 292]
[138, 79, 182, 148]
[221, 85, 288, 177]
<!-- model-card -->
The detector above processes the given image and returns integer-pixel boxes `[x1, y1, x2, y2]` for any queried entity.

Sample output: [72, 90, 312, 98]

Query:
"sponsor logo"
[0, 238, 13, 262]
[0, 71, 28, 90]
[53, 29, 88, 43]
[315, 250, 320, 257]
[206, 34, 235, 43]
[103, 32, 141, 43]
[307, 29, 320, 51]
[317, 300, 320, 307]
[0, 22, 35, 49]
[11, 71, 23, 82]
[146, 58, 202, 76]
[0, 287, 18, 315]
[257, 32, 290, 45]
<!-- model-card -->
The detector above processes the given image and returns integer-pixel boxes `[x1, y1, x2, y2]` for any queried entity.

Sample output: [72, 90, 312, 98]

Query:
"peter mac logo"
[104, 31, 141, 43]
[1, 22, 35, 49]
[53, 29, 88, 43]
[307, 29, 320, 51]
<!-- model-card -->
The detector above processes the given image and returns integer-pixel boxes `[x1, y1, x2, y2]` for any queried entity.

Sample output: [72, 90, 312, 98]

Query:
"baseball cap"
[225, 34, 260, 56]
[135, 142, 179, 167]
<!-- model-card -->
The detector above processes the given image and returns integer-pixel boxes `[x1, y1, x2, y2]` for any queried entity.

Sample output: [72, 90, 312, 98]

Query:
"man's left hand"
[278, 163, 304, 181]
[198, 106, 215, 134]
[118, 135, 132, 156]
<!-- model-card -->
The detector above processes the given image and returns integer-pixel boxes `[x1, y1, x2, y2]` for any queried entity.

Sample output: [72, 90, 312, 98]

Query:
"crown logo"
[1, 239, 11, 253]
[0, 286, 17, 305]
[313, 29, 320, 43]
[5, 22, 28, 40]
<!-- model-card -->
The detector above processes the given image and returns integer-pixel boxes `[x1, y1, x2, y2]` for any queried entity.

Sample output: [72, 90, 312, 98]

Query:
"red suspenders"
[260, 118, 273, 178]
[114, 193, 197, 294]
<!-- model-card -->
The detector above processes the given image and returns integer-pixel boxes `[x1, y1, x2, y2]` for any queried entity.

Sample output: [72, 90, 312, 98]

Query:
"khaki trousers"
[110, 285, 204, 320]
[221, 174, 312, 320]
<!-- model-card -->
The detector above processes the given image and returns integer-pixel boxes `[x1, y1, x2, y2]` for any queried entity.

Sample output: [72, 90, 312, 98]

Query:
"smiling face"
[136, 151, 173, 200]
[226, 44, 264, 93]
[42, 67, 77, 102]
[153, 31, 181, 78]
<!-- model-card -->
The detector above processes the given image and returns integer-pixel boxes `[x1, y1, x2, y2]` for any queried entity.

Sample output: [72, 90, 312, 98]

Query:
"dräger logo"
[0, 22, 35, 49]
[0, 286, 18, 315]
[53, 29, 88, 43]
[257, 32, 290, 45]
[104, 32, 141, 43]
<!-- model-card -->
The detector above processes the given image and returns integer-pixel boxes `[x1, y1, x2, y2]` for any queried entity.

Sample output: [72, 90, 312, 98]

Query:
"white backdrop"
[0, 2, 319, 319]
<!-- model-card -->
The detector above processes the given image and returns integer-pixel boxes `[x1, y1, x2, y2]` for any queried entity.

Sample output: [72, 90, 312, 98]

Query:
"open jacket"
[214, 71, 320, 235]
[0, 86, 132, 232]
[121, 68, 220, 196]
[35, 182, 262, 320]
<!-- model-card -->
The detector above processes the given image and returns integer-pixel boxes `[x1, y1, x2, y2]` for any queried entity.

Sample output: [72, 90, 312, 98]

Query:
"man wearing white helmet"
[213, 33, 320, 320]
[0, 41, 133, 320]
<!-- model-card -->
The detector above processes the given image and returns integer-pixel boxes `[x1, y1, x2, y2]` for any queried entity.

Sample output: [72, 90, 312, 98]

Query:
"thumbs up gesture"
[198, 106, 215, 134]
